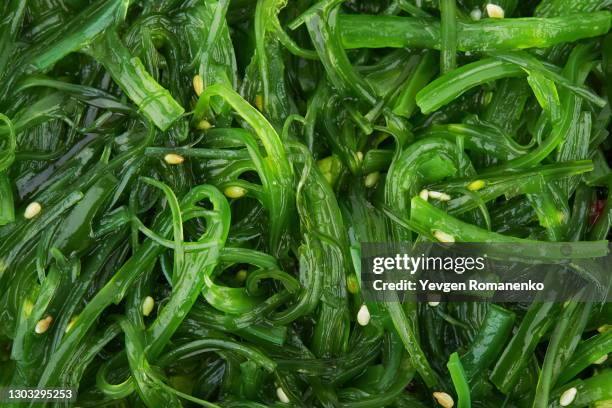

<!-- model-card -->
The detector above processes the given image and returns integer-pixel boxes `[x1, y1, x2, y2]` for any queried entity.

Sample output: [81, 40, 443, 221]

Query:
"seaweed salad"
[0, 0, 611, 407]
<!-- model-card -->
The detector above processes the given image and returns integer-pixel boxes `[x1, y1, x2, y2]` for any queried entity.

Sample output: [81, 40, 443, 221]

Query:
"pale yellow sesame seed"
[433, 391, 454, 408]
[357, 304, 371, 326]
[276, 387, 290, 403]
[196, 120, 213, 130]
[236, 269, 248, 282]
[35, 316, 53, 334]
[467, 180, 486, 191]
[559, 387, 577, 407]
[224, 186, 247, 199]
[486, 3, 504, 18]
[429, 191, 451, 201]
[419, 189, 429, 201]
[347, 275, 359, 294]
[593, 354, 608, 365]
[164, 153, 185, 165]
[364, 172, 380, 188]
[142, 296, 155, 316]
[255, 95, 264, 111]
[434, 230, 455, 243]
[24, 202, 42, 219]
[193, 75, 204, 96]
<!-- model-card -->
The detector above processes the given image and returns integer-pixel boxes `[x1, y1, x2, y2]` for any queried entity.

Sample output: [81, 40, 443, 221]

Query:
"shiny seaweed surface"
[0, 0, 611, 407]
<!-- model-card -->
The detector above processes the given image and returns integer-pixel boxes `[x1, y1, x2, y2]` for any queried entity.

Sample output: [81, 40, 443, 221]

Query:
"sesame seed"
[236, 269, 248, 282]
[433, 391, 454, 408]
[434, 230, 455, 243]
[24, 202, 42, 219]
[364, 172, 380, 188]
[428, 301, 440, 307]
[470, 8, 482, 20]
[419, 189, 429, 201]
[347, 275, 359, 294]
[193, 75, 204, 96]
[428, 191, 451, 201]
[356, 151, 364, 162]
[164, 153, 184, 165]
[224, 186, 247, 199]
[196, 120, 213, 130]
[559, 387, 577, 407]
[428, 190, 443, 199]
[593, 354, 608, 365]
[255, 95, 264, 111]
[357, 304, 371, 326]
[467, 180, 486, 191]
[597, 325, 610, 333]
[142, 296, 155, 316]
[35, 316, 53, 334]
[486, 3, 504, 18]
[276, 387, 290, 403]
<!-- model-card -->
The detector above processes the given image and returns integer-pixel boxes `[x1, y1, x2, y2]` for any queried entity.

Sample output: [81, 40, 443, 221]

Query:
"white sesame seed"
[364, 172, 380, 188]
[35, 316, 53, 334]
[356, 151, 364, 163]
[357, 304, 371, 326]
[486, 3, 505, 18]
[142, 296, 155, 317]
[559, 387, 577, 407]
[193, 75, 204, 96]
[276, 387, 290, 403]
[419, 189, 429, 201]
[433, 391, 454, 408]
[224, 186, 247, 199]
[593, 354, 608, 365]
[434, 230, 455, 243]
[428, 191, 451, 201]
[24, 202, 42, 219]
[470, 8, 482, 20]
[428, 301, 440, 307]
[164, 153, 184, 165]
